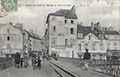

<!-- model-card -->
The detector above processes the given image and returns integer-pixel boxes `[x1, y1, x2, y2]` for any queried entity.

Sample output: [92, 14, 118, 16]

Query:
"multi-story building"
[25, 30, 43, 56]
[76, 22, 107, 59]
[0, 23, 43, 57]
[0, 23, 23, 57]
[46, 6, 78, 58]
[102, 27, 120, 50]
[45, 7, 120, 59]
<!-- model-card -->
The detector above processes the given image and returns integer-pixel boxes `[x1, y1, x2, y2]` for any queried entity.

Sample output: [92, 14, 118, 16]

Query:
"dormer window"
[78, 33, 83, 38]
[99, 34, 103, 39]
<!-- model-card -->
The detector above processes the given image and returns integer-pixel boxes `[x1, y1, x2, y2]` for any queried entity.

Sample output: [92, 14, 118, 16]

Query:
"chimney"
[15, 23, 23, 30]
[109, 27, 113, 31]
[9, 22, 13, 25]
[71, 5, 75, 13]
[30, 30, 33, 34]
[91, 22, 94, 30]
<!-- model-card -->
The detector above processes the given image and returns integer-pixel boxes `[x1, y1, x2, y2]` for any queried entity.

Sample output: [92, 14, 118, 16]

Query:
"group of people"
[14, 52, 29, 68]
[31, 54, 41, 70]
[14, 52, 41, 70]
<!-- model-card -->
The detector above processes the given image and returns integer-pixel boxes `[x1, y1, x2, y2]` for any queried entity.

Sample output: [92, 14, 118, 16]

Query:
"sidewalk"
[51, 60, 112, 77]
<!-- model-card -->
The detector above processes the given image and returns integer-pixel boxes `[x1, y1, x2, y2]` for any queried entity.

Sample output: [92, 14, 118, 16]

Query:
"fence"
[58, 57, 120, 77]
[0, 57, 14, 69]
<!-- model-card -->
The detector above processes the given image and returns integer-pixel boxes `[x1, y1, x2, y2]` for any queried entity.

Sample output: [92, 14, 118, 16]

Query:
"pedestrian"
[24, 55, 29, 68]
[15, 52, 20, 68]
[83, 49, 91, 71]
[20, 58, 23, 68]
[37, 56, 41, 70]
[32, 53, 36, 70]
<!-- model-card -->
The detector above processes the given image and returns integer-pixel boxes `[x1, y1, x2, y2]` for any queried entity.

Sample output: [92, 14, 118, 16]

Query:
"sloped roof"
[46, 9, 77, 23]
[103, 31, 119, 35]
[0, 23, 7, 29]
[24, 30, 41, 40]
[77, 24, 107, 39]
[77, 24, 91, 37]
[107, 50, 120, 56]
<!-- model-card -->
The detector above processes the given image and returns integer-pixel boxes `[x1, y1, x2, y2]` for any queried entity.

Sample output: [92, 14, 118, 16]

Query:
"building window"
[114, 42, 117, 46]
[65, 27, 68, 34]
[99, 43, 104, 50]
[71, 20, 74, 24]
[70, 28, 74, 34]
[79, 44, 81, 50]
[7, 36, 10, 41]
[7, 29, 10, 33]
[7, 44, 11, 49]
[65, 39, 68, 46]
[65, 20, 67, 24]
[78, 33, 83, 38]
[51, 37, 56, 45]
[84, 43, 88, 49]
[89, 35, 91, 40]
[53, 26, 56, 32]
[30, 39, 32, 42]
[107, 42, 110, 46]
[107, 47, 110, 50]
[30, 43, 31, 46]
[70, 39, 74, 46]
[0, 51, 3, 56]
[92, 43, 96, 50]
[30, 48, 31, 51]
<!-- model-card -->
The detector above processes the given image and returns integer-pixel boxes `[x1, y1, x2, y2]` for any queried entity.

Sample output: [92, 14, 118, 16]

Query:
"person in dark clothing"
[83, 49, 91, 71]
[20, 58, 23, 68]
[15, 52, 20, 68]
[37, 56, 41, 70]
[83, 49, 91, 60]
[32, 54, 36, 70]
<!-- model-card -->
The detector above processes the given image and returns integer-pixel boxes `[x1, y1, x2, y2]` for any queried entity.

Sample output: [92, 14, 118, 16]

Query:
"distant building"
[0, 23, 23, 57]
[0, 23, 43, 57]
[76, 22, 107, 59]
[25, 30, 43, 56]
[102, 28, 120, 50]
[76, 22, 120, 59]
[46, 6, 78, 58]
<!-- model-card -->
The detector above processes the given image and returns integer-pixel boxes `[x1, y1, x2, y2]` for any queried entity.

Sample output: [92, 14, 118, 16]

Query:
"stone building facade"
[46, 6, 78, 58]
[0, 23, 23, 57]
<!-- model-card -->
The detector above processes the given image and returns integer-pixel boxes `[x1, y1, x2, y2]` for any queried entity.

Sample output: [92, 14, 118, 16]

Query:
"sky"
[0, 0, 120, 37]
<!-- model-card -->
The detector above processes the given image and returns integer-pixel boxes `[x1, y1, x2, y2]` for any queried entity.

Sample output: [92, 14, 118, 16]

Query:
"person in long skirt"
[32, 54, 36, 70]
[14, 52, 20, 68]
[24, 56, 29, 68]
[37, 56, 41, 70]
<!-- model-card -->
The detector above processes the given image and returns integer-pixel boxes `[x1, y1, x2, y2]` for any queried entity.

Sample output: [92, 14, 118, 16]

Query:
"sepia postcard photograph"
[0, 0, 120, 77]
